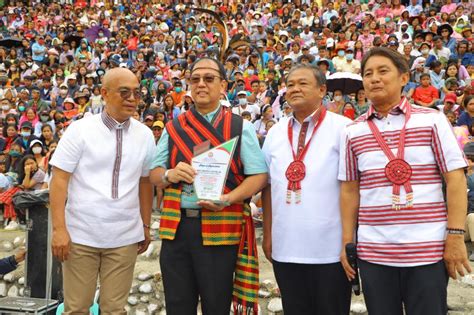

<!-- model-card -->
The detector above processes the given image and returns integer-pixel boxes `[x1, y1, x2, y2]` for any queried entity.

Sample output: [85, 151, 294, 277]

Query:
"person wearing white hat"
[232, 90, 260, 121]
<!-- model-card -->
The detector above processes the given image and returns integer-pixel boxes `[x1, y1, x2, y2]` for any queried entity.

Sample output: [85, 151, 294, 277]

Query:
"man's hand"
[137, 229, 151, 254]
[444, 234, 472, 279]
[52, 228, 71, 262]
[167, 162, 196, 184]
[197, 194, 232, 212]
[14, 248, 26, 264]
[262, 235, 272, 262]
[340, 244, 356, 281]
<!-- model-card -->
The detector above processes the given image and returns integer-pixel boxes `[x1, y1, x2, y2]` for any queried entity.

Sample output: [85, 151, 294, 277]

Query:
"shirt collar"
[290, 105, 323, 126]
[366, 97, 409, 120]
[196, 105, 221, 123]
[101, 110, 131, 131]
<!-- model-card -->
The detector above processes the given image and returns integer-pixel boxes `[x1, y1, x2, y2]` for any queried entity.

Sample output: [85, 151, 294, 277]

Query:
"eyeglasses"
[115, 88, 142, 100]
[189, 74, 222, 84]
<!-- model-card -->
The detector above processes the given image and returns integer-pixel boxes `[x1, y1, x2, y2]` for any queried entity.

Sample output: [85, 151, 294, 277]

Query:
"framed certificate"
[191, 137, 239, 203]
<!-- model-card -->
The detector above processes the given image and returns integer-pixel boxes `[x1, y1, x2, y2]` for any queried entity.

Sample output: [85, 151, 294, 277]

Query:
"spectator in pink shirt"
[441, 0, 457, 14]
[358, 27, 374, 52]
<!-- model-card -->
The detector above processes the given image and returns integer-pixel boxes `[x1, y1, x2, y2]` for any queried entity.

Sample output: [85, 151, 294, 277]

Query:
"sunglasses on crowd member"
[117, 88, 142, 100]
[189, 74, 222, 84]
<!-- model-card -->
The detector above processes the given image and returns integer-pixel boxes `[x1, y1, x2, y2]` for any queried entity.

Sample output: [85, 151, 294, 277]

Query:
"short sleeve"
[431, 112, 468, 174]
[338, 126, 359, 181]
[261, 126, 274, 183]
[49, 121, 84, 173]
[151, 128, 170, 169]
[240, 120, 268, 175]
[141, 130, 156, 177]
[32, 169, 46, 184]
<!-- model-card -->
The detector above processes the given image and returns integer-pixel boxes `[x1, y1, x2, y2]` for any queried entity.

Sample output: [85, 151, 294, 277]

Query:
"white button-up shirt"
[263, 109, 350, 264]
[50, 112, 156, 248]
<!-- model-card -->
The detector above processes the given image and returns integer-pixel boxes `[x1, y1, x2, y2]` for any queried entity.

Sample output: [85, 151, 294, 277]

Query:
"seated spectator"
[437, 92, 461, 117]
[457, 95, 474, 129]
[463, 142, 474, 262]
[412, 73, 439, 107]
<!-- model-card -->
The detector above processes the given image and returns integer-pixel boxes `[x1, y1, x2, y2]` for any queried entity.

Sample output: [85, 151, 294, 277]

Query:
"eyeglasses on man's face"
[114, 88, 142, 100]
[189, 74, 222, 84]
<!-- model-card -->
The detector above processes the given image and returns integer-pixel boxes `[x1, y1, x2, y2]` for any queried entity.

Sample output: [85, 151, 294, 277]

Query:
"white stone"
[18, 288, 24, 297]
[7, 285, 18, 297]
[158, 310, 167, 315]
[140, 295, 150, 303]
[351, 301, 368, 313]
[137, 273, 153, 281]
[3, 273, 15, 283]
[127, 295, 138, 306]
[139, 282, 154, 294]
[0, 282, 6, 297]
[461, 274, 474, 287]
[124, 305, 131, 313]
[140, 243, 155, 258]
[1, 241, 13, 251]
[258, 289, 271, 298]
[18, 277, 24, 285]
[135, 308, 148, 315]
[13, 237, 23, 248]
[148, 303, 159, 313]
[267, 298, 283, 313]
[151, 221, 160, 230]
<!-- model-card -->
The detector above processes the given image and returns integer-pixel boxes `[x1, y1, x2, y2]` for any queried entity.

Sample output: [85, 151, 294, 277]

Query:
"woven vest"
[159, 106, 245, 245]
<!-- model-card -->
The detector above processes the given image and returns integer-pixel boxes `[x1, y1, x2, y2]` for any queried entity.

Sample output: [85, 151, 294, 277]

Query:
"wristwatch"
[162, 169, 171, 184]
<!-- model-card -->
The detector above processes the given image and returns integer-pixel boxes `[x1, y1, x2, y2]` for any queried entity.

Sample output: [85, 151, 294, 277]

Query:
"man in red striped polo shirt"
[338, 47, 472, 315]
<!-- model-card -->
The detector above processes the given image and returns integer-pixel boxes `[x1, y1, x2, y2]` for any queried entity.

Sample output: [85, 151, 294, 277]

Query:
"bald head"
[102, 68, 138, 89]
[101, 68, 140, 123]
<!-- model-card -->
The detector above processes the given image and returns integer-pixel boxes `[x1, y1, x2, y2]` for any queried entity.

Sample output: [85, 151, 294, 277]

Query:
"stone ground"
[0, 213, 473, 314]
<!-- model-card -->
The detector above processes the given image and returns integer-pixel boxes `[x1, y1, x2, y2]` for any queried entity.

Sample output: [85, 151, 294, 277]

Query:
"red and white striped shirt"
[338, 99, 467, 267]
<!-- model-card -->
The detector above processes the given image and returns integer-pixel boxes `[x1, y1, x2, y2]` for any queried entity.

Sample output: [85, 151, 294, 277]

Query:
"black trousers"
[359, 259, 448, 315]
[160, 217, 238, 315]
[272, 260, 351, 315]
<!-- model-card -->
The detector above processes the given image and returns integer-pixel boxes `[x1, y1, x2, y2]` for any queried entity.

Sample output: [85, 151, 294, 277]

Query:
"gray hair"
[285, 64, 326, 87]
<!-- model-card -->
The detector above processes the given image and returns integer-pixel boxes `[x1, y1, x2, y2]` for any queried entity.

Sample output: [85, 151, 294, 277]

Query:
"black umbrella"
[64, 34, 84, 47]
[0, 37, 23, 48]
[327, 72, 363, 95]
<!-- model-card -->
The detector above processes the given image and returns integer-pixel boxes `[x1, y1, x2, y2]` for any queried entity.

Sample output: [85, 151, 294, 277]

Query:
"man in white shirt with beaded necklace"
[50, 68, 155, 315]
[262, 64, 351, 314]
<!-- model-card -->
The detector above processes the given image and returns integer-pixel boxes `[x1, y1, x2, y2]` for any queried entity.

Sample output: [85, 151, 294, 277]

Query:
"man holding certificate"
[150, 57, 268, 315]
[261, 64, 352, 314]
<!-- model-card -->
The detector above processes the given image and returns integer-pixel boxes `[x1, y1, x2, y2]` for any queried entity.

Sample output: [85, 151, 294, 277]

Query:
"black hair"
[361, 47, 409, 76]
[285, 63, 326, 87]
[190, 57, 227, 81]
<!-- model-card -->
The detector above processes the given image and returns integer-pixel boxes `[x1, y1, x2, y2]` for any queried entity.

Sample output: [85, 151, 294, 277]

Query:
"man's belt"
[181, 208, 201, 218]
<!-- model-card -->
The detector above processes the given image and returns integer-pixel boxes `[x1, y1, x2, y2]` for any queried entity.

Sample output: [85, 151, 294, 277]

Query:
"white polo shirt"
[50, 112, 156, 248]
[263, 110, 351, 264]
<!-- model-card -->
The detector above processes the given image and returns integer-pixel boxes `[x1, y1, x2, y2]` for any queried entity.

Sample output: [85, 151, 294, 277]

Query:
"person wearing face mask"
[232, 91, 260, 121]
[31, 35, 47, 65]
[338, 47, 361, 74]
[327, 90, 345, 113]
[332, 45, 348, 73]
[0, 99, 14, 119]
[28, 139, 47, 172]
[14, 122, 38, 151]
[169, 80, 185, 107]
[34, 110, 55, 138]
